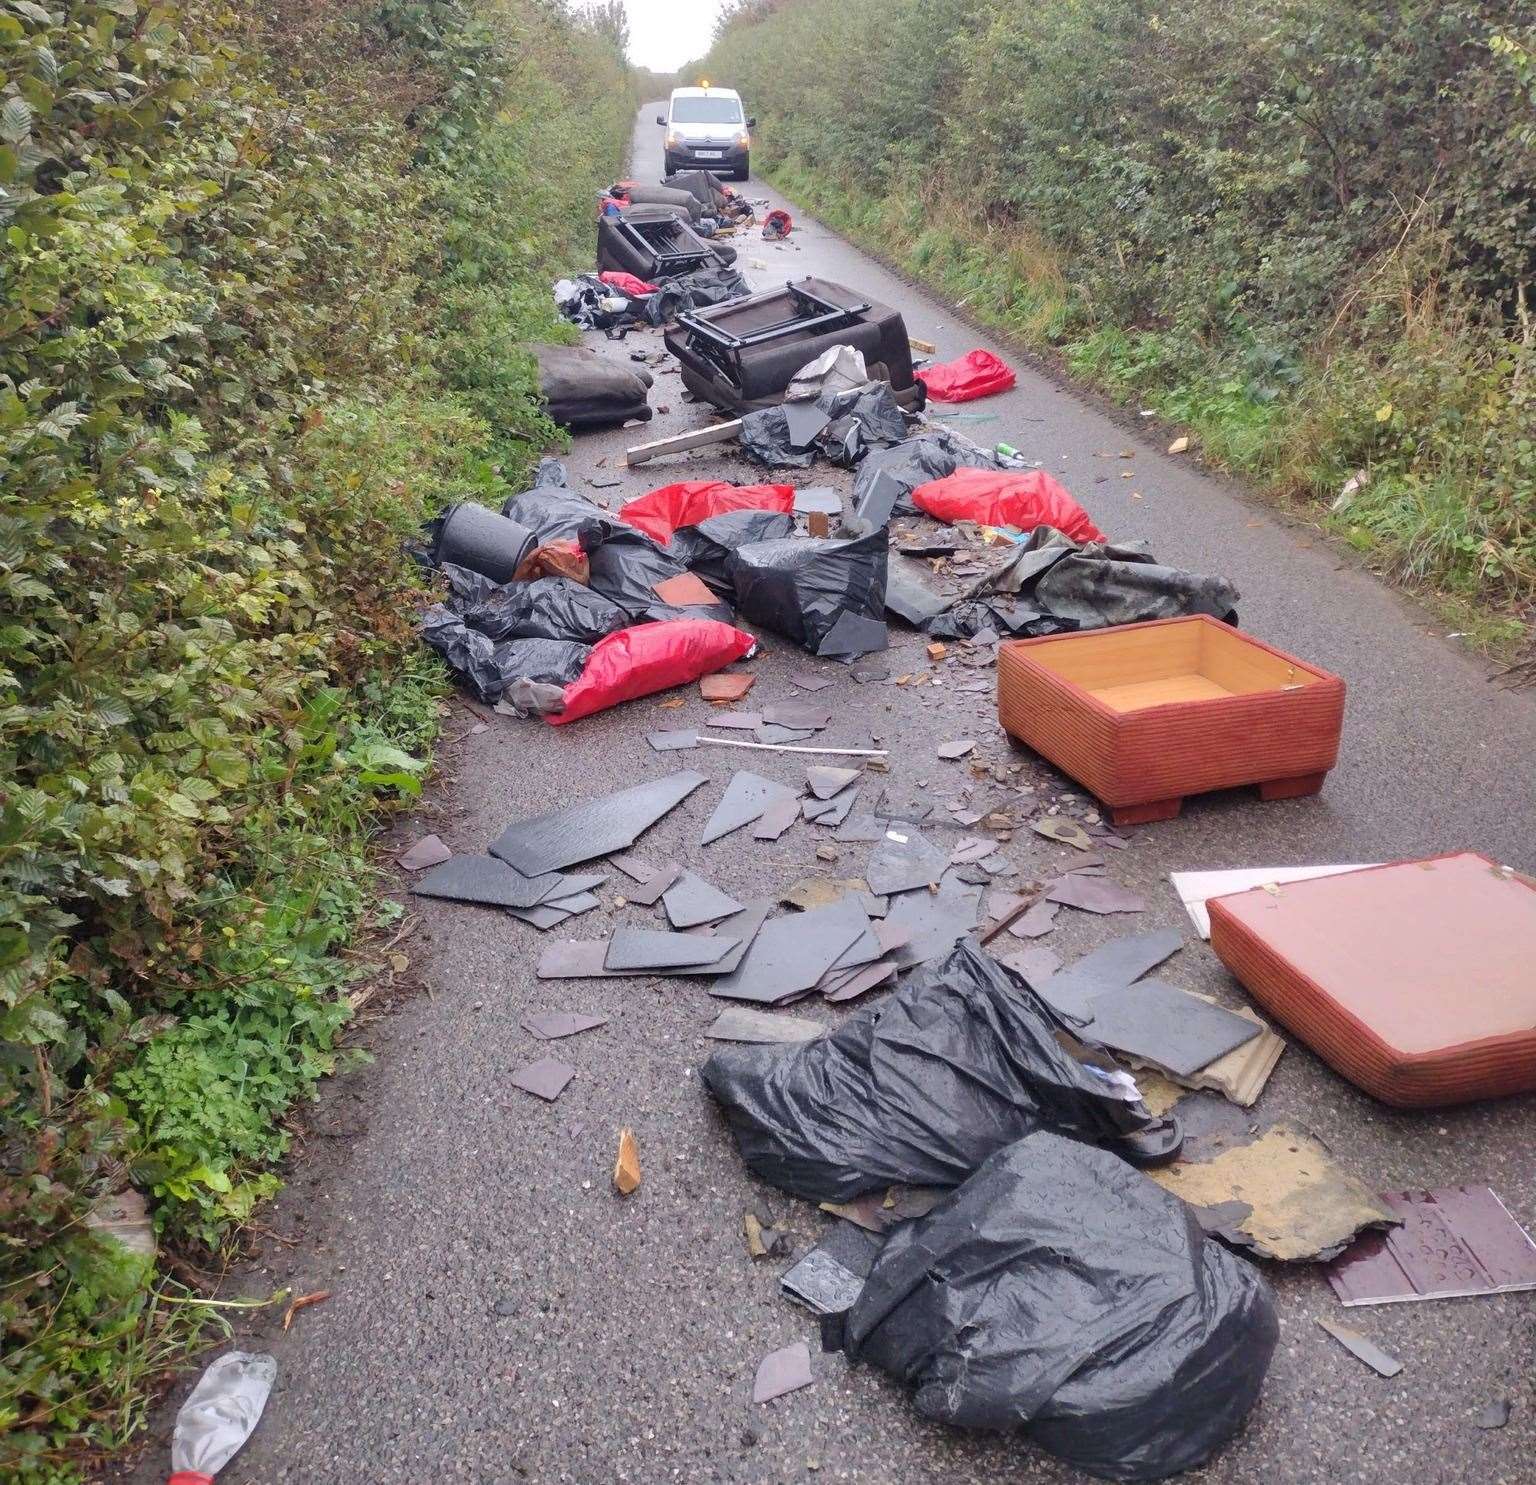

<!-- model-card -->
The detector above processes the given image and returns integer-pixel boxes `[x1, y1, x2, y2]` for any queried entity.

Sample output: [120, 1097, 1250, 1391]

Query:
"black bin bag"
[420, 605, 589, 704]
[700, 939, 1173, 1204]
[579, 521, 734, 625]
[725, 527, 889, 658]
[841, 1132, 1278, 1482]
[667, 508, 796, 598]
[465, 576, 628, 645]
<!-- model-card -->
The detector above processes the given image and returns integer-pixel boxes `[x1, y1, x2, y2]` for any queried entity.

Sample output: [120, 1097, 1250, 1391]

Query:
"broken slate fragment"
[701, 771, 798, 845]
[803, 785, 861, 829]
[1033, 816, 1094, 851]
[822, 958, 898, 1003]
[1000, 946, 1062, 984]
[1034, 928, 1185, 1023]
[1316, 1318, 1403, 1379]
[937, 739, 976, 760]
[491, 772, 707, 876]
[1046, 874, 1148, 915]
[509, 1058, 576, 1102]
[397, 834, 451, 872]
[1008, 900, 1060, 940]
[522, 1012, 608, 1041]
[833, 813, 887, 843]
[1084, 980, 1263, 1078]
[864, 828, 949, 897]
[710, 902, 868, 1005]
[605, 927, 739, 972]
[756, 724, 816, 745]
[646, 729, 699, 752]
[707, 711, 763, 731]
[412, 854, 559, 911]
[780, 1226, 882, 1317]
[789, 669, 835, 692]
[624, 861, 682, 907]
[707, 1007, 826, 1043]
[1474, 1400, 1513, 1430]
[806, 765, 862, 801]
[753, 795, 801, 841]
[762, 702, 833, 731]
[663, 871, 745, 929]
[752, 1342, 814, 1405]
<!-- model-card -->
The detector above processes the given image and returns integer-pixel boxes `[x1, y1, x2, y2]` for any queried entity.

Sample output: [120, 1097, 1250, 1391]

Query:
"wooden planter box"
[997, 616, 1344, 825]
[1208, 853, 1536, 1108]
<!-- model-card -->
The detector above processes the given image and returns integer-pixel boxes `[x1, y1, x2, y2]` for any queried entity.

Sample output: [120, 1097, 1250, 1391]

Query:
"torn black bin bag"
[925, 599, 1077, 642]
[667, 508, 796, 599]
[725, 527, 889, 658]
[580, 520, 734, 625]
[841, 1133, 1278, 1483]
[420, 604, 590, 704]
[700, 938, 1174, 1204]
[534, 343, 653, 431]
[739, 404, 818, 469]
[465, 576, 629, 645]
[959, 525, 1241, 631]
[818, 383, 908, 448]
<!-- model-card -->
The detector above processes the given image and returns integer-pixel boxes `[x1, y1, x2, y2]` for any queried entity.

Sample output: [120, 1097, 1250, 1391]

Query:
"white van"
[658, 85, 755, 181]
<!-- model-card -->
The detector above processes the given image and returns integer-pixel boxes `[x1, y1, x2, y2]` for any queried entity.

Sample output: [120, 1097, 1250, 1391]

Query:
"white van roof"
[672, 86, 741, 99]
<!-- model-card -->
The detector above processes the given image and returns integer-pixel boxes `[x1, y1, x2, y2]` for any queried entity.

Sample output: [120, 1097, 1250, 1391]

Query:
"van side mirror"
[748, 117, 758, 129]
[656, 115, 666, 126]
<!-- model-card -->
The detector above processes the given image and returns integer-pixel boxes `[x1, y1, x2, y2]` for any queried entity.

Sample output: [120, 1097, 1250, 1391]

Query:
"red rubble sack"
[547, 620, 756, 726]
[916, 348, 1017, 402]
[913, 467, 1105, 544]
[618, 481, 795, 545]
[599, 270, 658, 297]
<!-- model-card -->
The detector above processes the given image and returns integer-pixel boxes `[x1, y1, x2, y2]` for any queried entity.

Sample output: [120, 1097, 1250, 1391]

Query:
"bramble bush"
[0, 0, 629, 1474]
[706, 0, 1536, 619]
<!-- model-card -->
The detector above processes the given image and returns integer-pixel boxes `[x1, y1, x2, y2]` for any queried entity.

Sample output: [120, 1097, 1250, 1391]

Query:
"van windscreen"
[672, 97, 742, 124]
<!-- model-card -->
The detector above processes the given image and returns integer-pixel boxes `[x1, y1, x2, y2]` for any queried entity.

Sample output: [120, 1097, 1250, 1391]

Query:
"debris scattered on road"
[397, 834, 452, 872]
[1316, 1317, 1403, 1378]
[509, 1058, 577, 1102]
[522, 1012, 609, 1040]
[614, 1129, 641, 1195]
[708, 1007, 826, 1043]
[752, 1341, 814, 1404]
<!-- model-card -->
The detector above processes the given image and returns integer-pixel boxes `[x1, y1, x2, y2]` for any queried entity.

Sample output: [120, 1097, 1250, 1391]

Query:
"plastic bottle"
[168, 1351, 277, 1484]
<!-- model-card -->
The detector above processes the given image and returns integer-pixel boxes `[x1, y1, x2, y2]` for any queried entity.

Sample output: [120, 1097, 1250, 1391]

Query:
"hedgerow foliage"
[0, 0, 628, 1473]
[707, 0, 1536, 609]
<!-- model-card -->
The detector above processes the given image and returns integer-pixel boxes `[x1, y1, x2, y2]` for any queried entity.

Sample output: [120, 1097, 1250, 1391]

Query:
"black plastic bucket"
[435, 503, 537, 583]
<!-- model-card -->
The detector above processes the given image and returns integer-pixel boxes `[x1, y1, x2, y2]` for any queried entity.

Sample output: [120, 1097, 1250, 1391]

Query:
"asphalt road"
[127, 106, 1536, 1485]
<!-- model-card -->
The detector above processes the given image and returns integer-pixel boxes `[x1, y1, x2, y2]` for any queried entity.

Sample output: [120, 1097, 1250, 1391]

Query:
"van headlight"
[665, 132, 679, 149]
[734, 131, 751, 148]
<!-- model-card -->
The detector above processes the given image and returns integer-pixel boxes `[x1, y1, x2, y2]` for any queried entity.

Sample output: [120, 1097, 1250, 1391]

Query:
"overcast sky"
[622, 0, 725, 74]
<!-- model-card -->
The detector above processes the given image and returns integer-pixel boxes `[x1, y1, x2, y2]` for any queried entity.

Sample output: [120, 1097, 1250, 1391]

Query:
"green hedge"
[0, 0, 628, 1474]
[707, 0, 1536, 622]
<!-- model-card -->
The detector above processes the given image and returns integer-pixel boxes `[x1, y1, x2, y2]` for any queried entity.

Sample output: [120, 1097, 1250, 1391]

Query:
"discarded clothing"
[916, 348, 1017, 402]
[726, 527, 889, 658]
[421, 605, 590, 704]
[599, 270, 658, 298]
[618, 481, 795, 545]
[554, 275, 648, 335]
[700, 938, 1168, 1204]
[667, 508, 797, 599]
[762, 207, 793, 239]
[644, 264, 751, 326]
[534, 343, 652, 430]
[549, 619, 755, 726]
[465, 576, 628, 646]
[914, 467, 1105, 543]
[842, 1132, 1277, 1482]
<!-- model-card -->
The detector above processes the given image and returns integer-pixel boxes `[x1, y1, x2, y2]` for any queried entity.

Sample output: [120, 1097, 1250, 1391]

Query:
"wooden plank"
[908, 336, 937, 355]
[624, 419, 743, 467]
